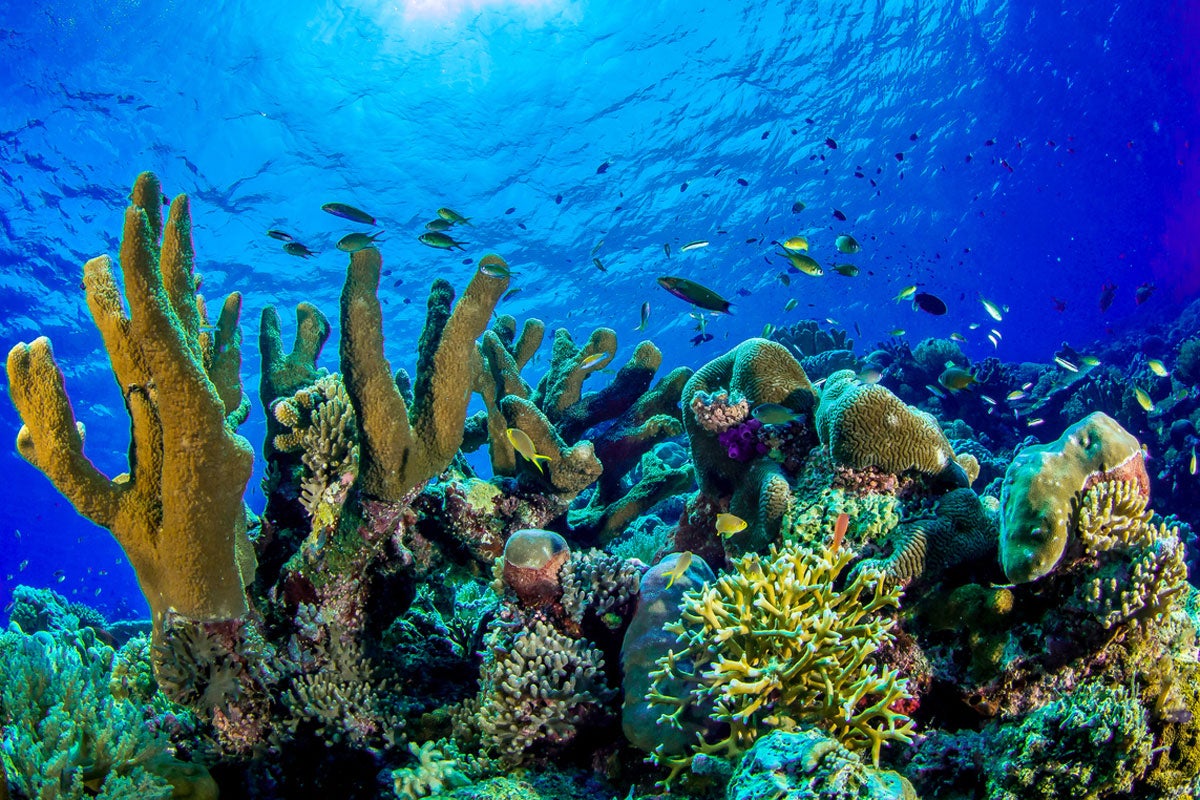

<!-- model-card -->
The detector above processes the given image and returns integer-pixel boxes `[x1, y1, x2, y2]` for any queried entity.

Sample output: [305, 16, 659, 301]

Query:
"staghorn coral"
[281, 636, 398, 748]
[851, 488, 1000, 588]
[453, 615, 614, 766]
[999, 412, 1149, 583]
[645, 542, 914, 784]
[6, 171, 255, 634]
[272, 373, 359, 518]
[815, 370, 966, 486]
[340, 249, 508, 502]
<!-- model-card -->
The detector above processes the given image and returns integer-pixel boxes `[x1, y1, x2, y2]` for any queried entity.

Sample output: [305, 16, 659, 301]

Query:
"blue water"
[1, 0, 1197, 619]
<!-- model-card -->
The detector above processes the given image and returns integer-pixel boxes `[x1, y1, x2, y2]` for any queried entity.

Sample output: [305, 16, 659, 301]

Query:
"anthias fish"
[657, 276, 732, 313]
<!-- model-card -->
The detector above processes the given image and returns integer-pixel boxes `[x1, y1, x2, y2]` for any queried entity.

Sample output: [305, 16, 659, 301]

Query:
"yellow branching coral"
[646, 543, 914, 782]
[272, 373, 359, 517]
[6, 172, 254, 633]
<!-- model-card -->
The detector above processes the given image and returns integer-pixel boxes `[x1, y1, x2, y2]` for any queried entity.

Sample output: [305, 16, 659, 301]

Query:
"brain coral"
[816, 370, 966, 485]
[999, 412, 1148, 583]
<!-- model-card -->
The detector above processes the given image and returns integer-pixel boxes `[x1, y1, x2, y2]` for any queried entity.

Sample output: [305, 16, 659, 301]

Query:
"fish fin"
[664, 572, 677, 589]
[530, 453, 552, 473]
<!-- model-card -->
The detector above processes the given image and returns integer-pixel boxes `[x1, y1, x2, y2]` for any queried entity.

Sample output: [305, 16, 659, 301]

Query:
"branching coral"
[272, 373, 359, 518]
[6, 171, 255, 633]
[391, 740, 471, 799]
[646, 542, 914, 783]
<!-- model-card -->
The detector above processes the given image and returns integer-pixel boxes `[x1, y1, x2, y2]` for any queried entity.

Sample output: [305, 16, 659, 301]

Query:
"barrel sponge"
[816, 370, 960, 480]
[999, 412, 1147, 584]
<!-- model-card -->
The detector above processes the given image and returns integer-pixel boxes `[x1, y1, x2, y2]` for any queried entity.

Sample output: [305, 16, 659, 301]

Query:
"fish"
[925, 384, 946, 398]
[418, 232, 467, 250]
[479, 254, 512, 278]
[715, 513, 748, 537]
[832, 209, 848, 221]
[1007, 390, 1026, 400]
[681, 240, 709, 252]
[1134, 386, 1155, 412]
[424, 218, 453, 232]
[18, 559, 27, 571]
[1080, 356, 1101, 367]
[826, 138, 838, 149]
[658, 276, 733, 313]
[894, 285, 917, 302]
[835, 234, 861, 254]
[1052, 296, 1067, 312]
[833, 263, 859, 277]
[762, 323, 775, 338]
[792, 201, 806, 213]
[266, 229, 294, 242]
[980, 296, 1004, 321]
[283, 242, 316, 258]
[1054, 356, 1078, 372]
[636, 302, 650, 330]
[664, 243, 672, 258]
[691, 333, 714, 346]
[968, 323, 980, 330]
[336, 231, 385, 252]
[913, 292, 948, 315]
[781, 235, 809, 252]
[579, 352, 609, 369]
[949, 332, 966, 343]
[980, 394, 997, 406]
[1027, 418, 1045, 427]
[1136, 282, 1156, 305]
[990, 329, 1003, 340]
[987, 335, 999, 348]
[662, 551, 694, 589]
[751, 403, 804, 425]
[506, 427, 553, 473]
[597, 161, 610, 174]
[437, 207, 472, 226]
[857, 368, 882, 384]
[322, 202, 376, 225]
[938, 366, 976, 391]
[778, 250, 822, 276]
[1099, 281, 1118, 312]
[890, 328, 907, 337]
[784, 298, 798, 311]
[1148, 359, 1169, 377]
[778, 273, 791, 286]
[502, 288, 522, 301]
[591, 239, 605, 255]
[1191, 446, 1196, 476]
[54, 570, 65, 583]
[593, 257, 607, 272]
[830, 512, 850, 552]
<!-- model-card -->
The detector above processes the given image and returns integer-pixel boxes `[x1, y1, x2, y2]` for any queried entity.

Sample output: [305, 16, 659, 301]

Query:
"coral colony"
[5, 173, 1200, 799]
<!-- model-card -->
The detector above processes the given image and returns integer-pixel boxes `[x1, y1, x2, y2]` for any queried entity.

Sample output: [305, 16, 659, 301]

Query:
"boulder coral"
[5, 171, 255, 633]
[999, 411, 1148, 583]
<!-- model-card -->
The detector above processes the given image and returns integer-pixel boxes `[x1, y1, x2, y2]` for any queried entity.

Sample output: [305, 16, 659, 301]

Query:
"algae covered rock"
[999, 411, 1148, 583]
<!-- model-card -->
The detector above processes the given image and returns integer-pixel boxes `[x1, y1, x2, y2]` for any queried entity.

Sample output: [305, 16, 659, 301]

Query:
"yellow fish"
[762, 323, 775, 338]
[506, 427, 553, 473]
[580, 352, 609, 369]
[784, 298, 798, 311]
[1080, 356, 1101, 367]
[1054, 356, 1078, 373]
[890, 328, 906, 337]
[949, 332, 966, 343]
[781, 235, 809, 252]
[778, 250, 822, 276]
[1134, 386, 1155, 412]
[662, 551, 694, 589]
[1006, 390, 1026, 400]
[715, 513, 748, 537]
[1148, 359, 1169, 377]
[1191, 446, 1196, 476]
[894, 285, 917, 302]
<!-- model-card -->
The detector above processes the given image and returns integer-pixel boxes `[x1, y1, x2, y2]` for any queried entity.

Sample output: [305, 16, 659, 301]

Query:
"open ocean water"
[1, 0, 1199, 798]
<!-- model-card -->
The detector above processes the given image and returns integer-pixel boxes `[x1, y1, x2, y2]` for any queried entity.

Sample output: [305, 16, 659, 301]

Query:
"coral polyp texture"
[645, 542, 914, 783]
[6, 171, 254, 632]
[1000, 411, 1149, 583]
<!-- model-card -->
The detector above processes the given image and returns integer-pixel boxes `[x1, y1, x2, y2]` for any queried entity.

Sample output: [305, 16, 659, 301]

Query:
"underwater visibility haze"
[2, 0, 1200, 797]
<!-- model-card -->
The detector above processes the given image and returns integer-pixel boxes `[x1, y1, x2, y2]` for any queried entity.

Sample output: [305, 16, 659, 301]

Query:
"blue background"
[1, 0, 1197, 619]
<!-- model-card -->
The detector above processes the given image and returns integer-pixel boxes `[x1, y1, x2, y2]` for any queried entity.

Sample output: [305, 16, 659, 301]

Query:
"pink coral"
[690, 390, 750, 433]
[832, 464, 901, 495]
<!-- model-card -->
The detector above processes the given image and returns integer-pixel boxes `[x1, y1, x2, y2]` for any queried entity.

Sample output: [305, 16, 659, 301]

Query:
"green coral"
[986, 682, 1152, 799]
[784, 485, 902, 551]
[815, 369, 965, 484]
[999, 412, 1145, 583]
[392, 740, 472, 798]
[646, 543, 914, 784]
[0, 626, 213, 799]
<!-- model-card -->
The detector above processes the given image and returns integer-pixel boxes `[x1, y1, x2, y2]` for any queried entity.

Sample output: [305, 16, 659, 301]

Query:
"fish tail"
[664, 573, 677, 589]
[531, 453, 552, 473]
